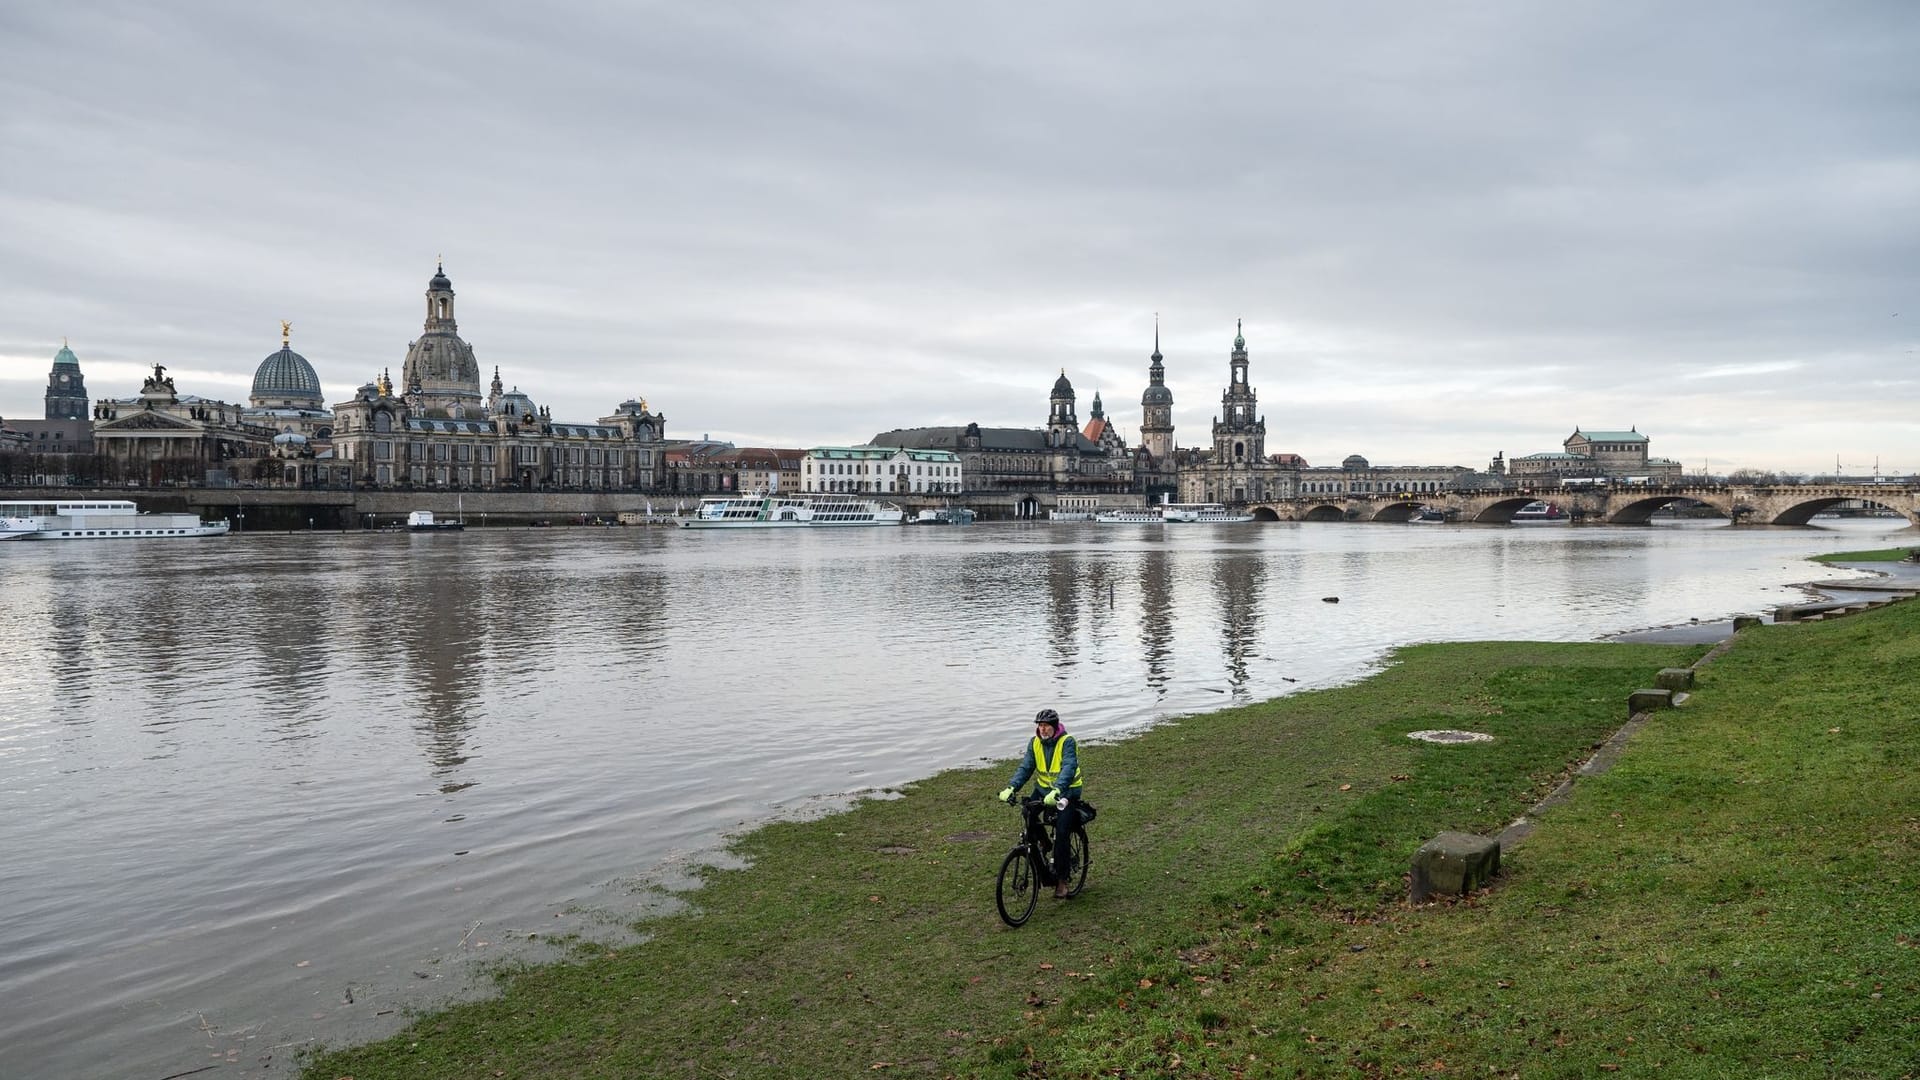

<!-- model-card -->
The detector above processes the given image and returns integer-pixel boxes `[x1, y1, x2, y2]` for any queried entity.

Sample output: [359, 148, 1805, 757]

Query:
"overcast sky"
[2, 2, 1914, 475]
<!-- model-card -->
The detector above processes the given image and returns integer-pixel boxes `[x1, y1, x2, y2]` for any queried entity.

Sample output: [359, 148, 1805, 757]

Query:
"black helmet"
[1034, 708, 1060, 726]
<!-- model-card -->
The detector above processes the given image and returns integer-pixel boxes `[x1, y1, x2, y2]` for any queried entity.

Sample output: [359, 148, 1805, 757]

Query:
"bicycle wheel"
[1065, 826, 1090, 897]
[996, 846, 1039, 927]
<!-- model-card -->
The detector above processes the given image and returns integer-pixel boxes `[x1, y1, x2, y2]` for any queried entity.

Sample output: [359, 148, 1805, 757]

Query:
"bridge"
[1250, 483, 1920, 526]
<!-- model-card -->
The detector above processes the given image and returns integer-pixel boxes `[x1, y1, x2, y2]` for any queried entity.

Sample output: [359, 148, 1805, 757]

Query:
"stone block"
[1628, 689, 1673, 716]
[1733, 615, 1762, 631]
[1410, 831, 1501, 903]
[1654, 668, 1695, 692]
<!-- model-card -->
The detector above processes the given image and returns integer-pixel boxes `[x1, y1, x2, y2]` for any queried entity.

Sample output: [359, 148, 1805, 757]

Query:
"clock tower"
[44, 341, 88, 420]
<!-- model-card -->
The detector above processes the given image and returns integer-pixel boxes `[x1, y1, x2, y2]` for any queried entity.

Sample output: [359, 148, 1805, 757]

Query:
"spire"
[1233, 318, 1245, 351]
[1152, 313, 1162, 360]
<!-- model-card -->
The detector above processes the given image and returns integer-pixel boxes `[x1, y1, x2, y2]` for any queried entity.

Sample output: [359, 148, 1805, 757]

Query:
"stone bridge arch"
[1369, 500, 1423, 523]
[1227, 485, 1917, 527]
[1755, 493, 1909, 527]
[1603, 493, 1733, 524]
[1468, 495, 1552, 524]
[1300, 502, 1347, 522]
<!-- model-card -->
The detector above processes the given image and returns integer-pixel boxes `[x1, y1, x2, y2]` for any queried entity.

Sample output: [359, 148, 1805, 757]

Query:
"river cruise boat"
[406, 510, 466, 532]
[1163, 503, 1255, 523]
[681, 494, 906, 528]
[1097, 503, 1253, 524]
[1093, 506, 1167, 523]
[1510, 500, 1571, 525]
[1409, 507, 1449, 524]
[0, 499, 230, 541]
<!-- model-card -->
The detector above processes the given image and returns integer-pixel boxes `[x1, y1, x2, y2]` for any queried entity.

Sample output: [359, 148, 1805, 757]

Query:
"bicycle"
[995, 795, 1090, 927]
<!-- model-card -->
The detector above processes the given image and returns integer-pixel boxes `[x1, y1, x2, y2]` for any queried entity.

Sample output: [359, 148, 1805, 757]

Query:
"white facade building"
[803, 446, 963, 494]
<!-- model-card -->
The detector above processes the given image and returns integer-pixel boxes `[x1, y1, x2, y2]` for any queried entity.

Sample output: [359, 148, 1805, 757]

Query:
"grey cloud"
[1, 1, 1916, 473]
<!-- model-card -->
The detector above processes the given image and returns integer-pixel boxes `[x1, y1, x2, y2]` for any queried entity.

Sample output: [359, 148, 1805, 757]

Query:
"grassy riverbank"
[304, 605, 1920, 1078]
[1814, 545, 1919, 563]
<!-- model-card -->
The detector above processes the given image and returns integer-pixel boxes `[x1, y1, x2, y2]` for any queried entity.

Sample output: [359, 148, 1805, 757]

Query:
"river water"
[0, 517, 1908, 1078]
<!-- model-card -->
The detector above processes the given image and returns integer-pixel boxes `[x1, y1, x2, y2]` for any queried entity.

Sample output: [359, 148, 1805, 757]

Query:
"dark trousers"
[1024, 795, 1081, 881]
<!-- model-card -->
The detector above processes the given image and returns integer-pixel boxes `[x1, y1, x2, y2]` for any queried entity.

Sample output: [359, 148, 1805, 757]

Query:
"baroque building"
[871, 369, 1135, 515]
[91, 365, 272, 484]
[1134, 323, 1178, 499]
[327, 264, 668, 490]
[1178, 322, 1291, 503]
[245, 323, 335, 475]
[1506, 428, 1683, 482]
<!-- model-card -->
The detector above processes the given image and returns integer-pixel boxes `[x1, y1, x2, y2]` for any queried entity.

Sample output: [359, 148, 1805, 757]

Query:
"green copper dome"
[53, 344, 79, 366]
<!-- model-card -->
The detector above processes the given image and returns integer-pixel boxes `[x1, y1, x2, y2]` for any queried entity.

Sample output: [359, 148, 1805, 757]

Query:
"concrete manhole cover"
[1408, 729, 1493, 744]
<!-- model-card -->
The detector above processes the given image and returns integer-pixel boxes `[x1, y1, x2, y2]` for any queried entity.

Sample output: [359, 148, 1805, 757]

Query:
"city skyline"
[2, 3, 1915, 475]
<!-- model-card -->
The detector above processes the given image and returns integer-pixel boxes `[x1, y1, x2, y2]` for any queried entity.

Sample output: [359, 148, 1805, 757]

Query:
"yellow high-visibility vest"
[1030, 734, 1084, 791]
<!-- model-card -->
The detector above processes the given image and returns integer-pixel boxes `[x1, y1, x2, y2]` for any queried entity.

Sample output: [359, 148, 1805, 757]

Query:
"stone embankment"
[1409, 580, 1918, 904]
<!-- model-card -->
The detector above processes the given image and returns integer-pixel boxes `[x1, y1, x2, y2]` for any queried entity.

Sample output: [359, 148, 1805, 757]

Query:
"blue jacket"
[1008, 732, 1082, 795]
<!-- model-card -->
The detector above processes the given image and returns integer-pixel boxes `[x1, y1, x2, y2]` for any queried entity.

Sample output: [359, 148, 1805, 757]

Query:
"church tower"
[1047, 369, 1078, 448]
[44, 340, 88, 420]
[400, 261, 485, 417]
[1210, 320, 1264, 464]
[1139, 318, 1174, 461]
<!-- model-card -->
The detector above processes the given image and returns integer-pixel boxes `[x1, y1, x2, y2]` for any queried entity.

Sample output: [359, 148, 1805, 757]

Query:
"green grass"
[1813, 546, 1920, 563]
[303, 605, 1920, 1079]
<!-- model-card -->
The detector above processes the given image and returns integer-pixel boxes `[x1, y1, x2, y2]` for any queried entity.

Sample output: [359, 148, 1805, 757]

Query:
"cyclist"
[996, 708, 1085, 899]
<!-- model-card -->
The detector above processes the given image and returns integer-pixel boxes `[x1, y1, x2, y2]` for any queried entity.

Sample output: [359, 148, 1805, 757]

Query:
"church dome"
[252, 345, 323, 404]
[496, 388, 537, 418]
[1142, 385, 1173, 405]
[1342, 454, 1370, 470]
[1052, 371, 1074, 396]
[429, 262, 453, 291]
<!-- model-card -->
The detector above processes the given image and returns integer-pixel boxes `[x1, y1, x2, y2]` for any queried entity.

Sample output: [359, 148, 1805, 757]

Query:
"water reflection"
[1212, 545, 1267, 696]
[402, 575, 485, 783]
[1136, 548, 1174, 696]
[1044, 545, 1082, 670]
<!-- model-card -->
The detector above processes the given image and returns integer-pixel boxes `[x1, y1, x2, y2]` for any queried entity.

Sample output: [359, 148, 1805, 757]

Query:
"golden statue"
[281, 320, 292, 345]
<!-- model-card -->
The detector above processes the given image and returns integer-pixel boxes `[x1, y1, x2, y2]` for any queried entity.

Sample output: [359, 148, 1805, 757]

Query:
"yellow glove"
[996, 787, 1014, 803]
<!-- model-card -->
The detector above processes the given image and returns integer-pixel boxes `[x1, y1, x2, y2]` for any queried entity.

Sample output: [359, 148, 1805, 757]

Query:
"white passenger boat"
[406, 510, 466, 532]
[0, 499, 231, 541]
[1097, 502, 1253, 524]
[680, 494, 906, 528]
[1162, 503, 1255, 523]
[1093, 506, 1167, 523]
